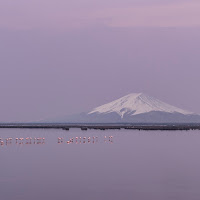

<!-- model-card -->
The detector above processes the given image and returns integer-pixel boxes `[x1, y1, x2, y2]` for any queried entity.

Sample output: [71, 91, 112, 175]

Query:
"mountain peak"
[43, 93, 200, 123]
[88, 93, 194, 118]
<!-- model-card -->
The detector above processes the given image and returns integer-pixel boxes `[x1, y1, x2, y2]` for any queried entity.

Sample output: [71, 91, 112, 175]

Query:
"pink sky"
[0, 0, 200, 121]
[0, 0, 200, 30]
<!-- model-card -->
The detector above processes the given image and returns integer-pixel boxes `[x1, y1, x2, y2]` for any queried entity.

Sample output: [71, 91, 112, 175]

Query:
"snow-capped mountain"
[44, 93, 200, 123]
[89, 93, 193, 118]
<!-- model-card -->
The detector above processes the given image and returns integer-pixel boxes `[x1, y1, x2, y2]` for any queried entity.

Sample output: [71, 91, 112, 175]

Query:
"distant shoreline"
[0, 123, 200, 131]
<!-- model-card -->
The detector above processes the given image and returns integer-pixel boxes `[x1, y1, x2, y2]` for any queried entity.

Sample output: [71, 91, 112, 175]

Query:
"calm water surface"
[1, 128, 200, 200]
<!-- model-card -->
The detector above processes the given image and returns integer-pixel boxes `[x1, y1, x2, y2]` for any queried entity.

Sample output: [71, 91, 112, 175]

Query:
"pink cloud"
[0, 0, 199, 30]
[95, 1, 200, 27]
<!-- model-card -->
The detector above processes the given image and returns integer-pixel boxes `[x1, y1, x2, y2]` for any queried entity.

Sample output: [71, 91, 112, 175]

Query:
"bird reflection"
[0, 137, 46, 146]
[58, 135, 113, 144]
[0, 135, 114, 147]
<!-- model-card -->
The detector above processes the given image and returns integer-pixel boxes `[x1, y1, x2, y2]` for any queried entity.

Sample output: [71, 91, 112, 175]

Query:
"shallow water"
[1, 128, 200, 200]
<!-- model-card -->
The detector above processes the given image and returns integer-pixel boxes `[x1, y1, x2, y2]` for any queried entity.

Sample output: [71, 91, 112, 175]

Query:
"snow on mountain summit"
[42, 92, 200, 123]
[88, 93, 194, 118]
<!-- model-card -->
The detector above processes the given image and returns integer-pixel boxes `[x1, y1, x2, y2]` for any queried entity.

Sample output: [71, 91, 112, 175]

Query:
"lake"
[1, 128, 200, 200]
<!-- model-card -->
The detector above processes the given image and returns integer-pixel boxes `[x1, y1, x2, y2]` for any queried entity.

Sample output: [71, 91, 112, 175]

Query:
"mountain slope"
[89, 93, 193, 118]
[44, 93, 200, 123]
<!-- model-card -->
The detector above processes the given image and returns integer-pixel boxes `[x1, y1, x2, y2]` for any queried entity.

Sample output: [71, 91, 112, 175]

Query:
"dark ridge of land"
[0, 123, 200, 131]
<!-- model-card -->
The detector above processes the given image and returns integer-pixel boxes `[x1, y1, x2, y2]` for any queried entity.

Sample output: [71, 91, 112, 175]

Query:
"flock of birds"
[0, 137, 45, 145]
[0, 135, 114, 146]
[58, 136, 113, 144]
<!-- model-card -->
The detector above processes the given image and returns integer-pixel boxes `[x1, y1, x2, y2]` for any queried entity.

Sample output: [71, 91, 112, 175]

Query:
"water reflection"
[2, 129, 200, 200]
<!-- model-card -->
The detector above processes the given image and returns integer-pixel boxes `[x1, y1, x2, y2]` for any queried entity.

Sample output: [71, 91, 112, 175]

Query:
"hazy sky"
[0, 0, 200, 121]
[1, 0, 200, 30]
